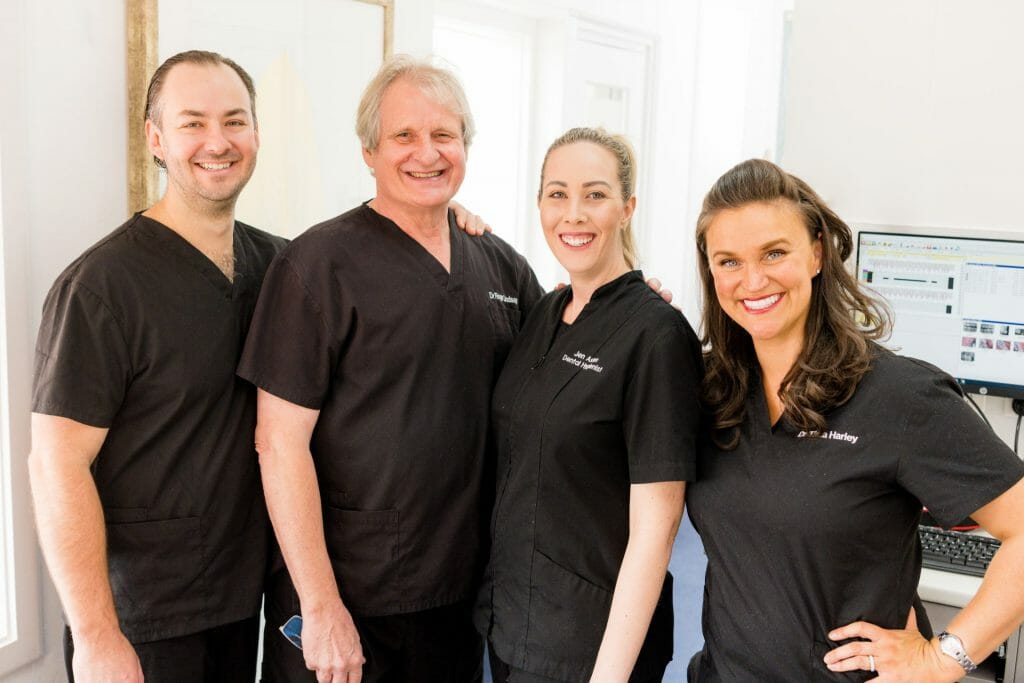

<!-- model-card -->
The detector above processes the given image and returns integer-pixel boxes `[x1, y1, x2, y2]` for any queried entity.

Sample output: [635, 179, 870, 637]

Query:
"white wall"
[1, 0, 128, 678]
[780, 0, 1024, 445]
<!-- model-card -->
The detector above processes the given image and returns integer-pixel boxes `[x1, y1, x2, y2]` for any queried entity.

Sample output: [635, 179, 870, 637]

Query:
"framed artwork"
[126, 0, 394, 237]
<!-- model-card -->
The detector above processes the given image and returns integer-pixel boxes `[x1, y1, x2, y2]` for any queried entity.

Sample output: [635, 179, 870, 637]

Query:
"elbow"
[26, 445, 60, 489]
[26, 447, 45, 491]
[253, 422, 276, 468]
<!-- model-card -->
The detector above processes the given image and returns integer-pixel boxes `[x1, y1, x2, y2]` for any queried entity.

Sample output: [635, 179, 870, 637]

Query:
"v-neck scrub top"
[475, 271, 704, 683]
[686, 347, 1024, 682]
[237, 203, 543, 617]
[32, 214, 286, 642]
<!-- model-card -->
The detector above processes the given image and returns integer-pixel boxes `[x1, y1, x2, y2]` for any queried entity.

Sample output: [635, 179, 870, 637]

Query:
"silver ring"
[868, 654, 875, 673]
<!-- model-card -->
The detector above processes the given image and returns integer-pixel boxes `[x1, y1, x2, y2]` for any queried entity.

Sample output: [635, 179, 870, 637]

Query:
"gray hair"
[355, 54, 476, 151]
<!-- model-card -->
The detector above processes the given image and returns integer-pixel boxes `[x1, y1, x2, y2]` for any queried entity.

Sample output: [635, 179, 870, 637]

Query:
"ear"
[812, 233, 823, 273]
[253, 121, 260, 151]
[621, 195, 637, 226]
[362, 146, 374, 168]
[145, 119, 165, 165]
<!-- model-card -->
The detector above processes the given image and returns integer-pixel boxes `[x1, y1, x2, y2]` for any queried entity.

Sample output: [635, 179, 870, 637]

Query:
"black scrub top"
[32, 214, 286, 642]
[237, 203, 543, 617]
[686, 347, 1024, 682]
[476, 271, 704, 683]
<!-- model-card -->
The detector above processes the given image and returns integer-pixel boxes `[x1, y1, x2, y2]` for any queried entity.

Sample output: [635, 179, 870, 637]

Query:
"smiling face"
[704, 200, 822, 354]
[362, 77, 467, 215]
[145, 62, 258, 211]
[538, 141, 635, 286]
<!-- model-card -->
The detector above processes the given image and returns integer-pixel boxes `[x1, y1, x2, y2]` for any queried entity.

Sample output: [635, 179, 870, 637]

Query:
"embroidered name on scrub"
[562, 350, 604, 373]
[796, 429, 860, 445]
[489, 291, 519, 304]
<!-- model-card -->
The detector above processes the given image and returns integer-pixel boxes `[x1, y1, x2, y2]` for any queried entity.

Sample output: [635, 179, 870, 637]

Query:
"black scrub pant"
[262, 569, 483, 683]
[489, 645, 667, 683]
[64, 616, 259, 683]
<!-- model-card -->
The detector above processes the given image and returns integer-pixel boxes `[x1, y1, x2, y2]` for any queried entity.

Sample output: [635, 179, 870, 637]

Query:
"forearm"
[259, 442, 342, 613]
[28, 449, 119, 638]
[943, 536, 1024, 665]
[590, 482, 685, 681]
[590, 536, 675, 681]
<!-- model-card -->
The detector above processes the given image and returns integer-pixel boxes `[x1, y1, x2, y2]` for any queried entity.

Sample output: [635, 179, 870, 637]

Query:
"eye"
[764, 249, 786, 261]
[547, 190, 566, 199]
[225, 119, 246, 127]
[434, 131, 454, 140]
[395, 131, 411, 140]
[181, 121, 202, 129]
[586, 191, 607, 200]
[717, 258, 739, 269]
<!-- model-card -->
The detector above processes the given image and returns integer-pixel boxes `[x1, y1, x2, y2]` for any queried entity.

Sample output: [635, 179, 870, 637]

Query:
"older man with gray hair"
[238, 55, 543, 682]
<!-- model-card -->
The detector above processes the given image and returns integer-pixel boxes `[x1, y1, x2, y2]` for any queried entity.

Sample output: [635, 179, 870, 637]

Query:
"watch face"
[938, 632, 977, 673]
[939, 633, 963, 656]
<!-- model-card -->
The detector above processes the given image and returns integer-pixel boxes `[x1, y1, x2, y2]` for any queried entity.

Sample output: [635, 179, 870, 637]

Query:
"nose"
[742, 263, 768, 291]
[203, 124, 231, 155]
[563, 197, 587, 224]
[412, 137, 441, 164]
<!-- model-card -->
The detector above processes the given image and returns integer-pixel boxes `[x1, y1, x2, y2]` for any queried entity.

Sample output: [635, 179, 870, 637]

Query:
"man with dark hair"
[29, 50, 284, 682]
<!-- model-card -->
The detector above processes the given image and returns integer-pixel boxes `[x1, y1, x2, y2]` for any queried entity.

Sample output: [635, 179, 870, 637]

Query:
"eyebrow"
[710, 238, 792, 259]
[542, 180, 613, 190]
[176, 108, 250, 119]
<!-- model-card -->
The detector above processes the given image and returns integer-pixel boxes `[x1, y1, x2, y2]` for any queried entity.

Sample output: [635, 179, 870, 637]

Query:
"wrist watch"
[937, 631, 978, 673]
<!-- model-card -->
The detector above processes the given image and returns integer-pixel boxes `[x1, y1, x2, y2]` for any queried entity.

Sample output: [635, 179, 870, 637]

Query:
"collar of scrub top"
[536, 269, 648, 366]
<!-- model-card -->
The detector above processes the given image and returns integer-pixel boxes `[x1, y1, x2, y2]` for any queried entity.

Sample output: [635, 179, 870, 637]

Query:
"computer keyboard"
[919, 525, 1001, 577]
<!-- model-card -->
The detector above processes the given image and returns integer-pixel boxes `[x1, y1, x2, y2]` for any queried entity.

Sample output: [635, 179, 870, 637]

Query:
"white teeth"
[199, 162, 231, 170]
[561, 235, 594, 247]
[744, 294, 780, 310]
[409, 171, 442, 178]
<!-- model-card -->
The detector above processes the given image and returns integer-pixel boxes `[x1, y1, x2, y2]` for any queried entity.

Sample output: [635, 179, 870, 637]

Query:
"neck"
[563, 263, 630, 324]
[369, 198, 451, 271]
[143, 193, 236, 280]
[753, 335, 805, 423]
[369, 198, 449, 241]
[143, 192, 235, 250]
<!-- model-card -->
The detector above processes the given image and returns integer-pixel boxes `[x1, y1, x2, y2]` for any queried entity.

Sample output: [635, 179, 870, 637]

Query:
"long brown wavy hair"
[695, 159, 891, 449]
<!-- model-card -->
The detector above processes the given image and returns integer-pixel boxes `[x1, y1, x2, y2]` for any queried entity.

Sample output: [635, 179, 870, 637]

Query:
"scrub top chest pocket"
[487, 293, 523, 344]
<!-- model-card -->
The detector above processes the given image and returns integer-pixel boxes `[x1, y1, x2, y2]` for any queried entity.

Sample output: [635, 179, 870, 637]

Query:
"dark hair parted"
[144, 50, 257, 169]
[695, 158, 891, 449]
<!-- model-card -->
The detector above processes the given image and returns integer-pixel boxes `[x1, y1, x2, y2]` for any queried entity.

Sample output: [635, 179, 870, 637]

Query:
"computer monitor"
[855, 227, 1024, 400]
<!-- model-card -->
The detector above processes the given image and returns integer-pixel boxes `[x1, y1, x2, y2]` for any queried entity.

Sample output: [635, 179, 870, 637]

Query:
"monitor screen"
[855, 228, 1024, 400]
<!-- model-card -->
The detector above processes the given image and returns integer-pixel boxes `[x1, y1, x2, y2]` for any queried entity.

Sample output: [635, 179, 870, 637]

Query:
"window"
[0, 95, 46, 681]
[434, 7, 536, 252]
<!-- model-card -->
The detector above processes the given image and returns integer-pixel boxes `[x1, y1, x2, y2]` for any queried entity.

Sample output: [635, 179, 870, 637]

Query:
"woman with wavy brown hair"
[685, 158, 1024, 681]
